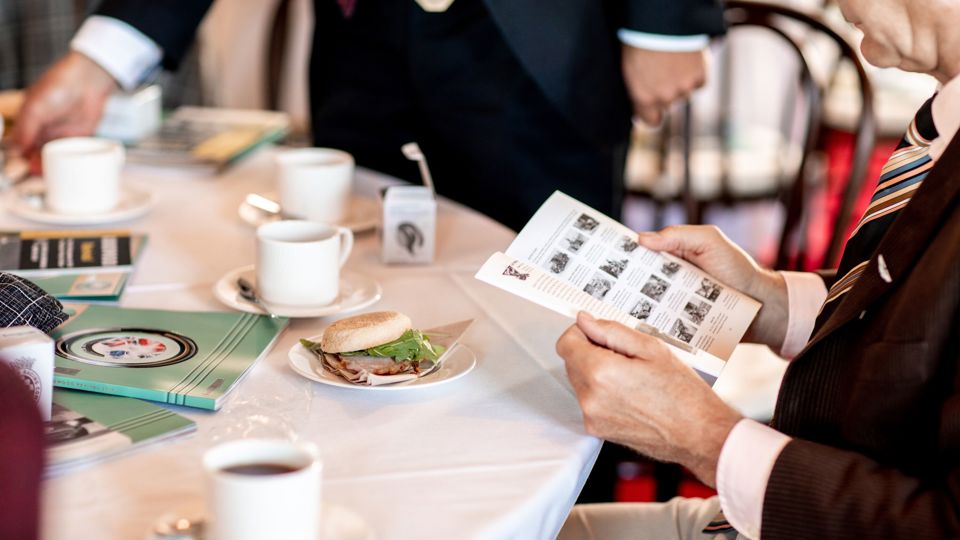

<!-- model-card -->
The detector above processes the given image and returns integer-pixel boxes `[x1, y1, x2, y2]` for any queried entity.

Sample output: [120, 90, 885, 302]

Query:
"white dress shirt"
[716, 75, 960, 539]
[71, 16, 162, 91]
[71, 15, 710, 91]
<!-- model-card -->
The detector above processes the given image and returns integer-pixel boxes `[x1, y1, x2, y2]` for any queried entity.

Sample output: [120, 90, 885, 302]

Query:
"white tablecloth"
[16, 148, 786, 539]
[24, 149, 599, 540]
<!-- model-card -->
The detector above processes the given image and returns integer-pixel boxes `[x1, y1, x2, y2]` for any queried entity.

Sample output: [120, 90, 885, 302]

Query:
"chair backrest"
[628, 1, 876, 270]
[724, 0, 876, 269]
[197, 0, 311, 133]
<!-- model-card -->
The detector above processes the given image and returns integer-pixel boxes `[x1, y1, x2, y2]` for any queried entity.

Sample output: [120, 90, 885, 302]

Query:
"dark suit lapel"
[799, 132, 960, 355]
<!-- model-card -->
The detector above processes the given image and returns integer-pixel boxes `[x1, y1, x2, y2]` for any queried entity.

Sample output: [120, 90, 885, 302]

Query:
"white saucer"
[213, 265, 382, 318]
[149, 504, 375, 540]
[8, 179, 155, 225]
[238, 192, 379, 233]
[288, 341, 477, 391]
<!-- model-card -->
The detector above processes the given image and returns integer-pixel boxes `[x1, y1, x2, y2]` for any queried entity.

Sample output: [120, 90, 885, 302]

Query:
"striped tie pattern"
[816, 97, 939, 324]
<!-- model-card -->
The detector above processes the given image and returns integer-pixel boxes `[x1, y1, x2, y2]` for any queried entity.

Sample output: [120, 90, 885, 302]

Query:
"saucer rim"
[287, 341, 477, 391]
[212, 264, 382, 318]
[8, 179, 155, 225]
[238, 192, 379, 233]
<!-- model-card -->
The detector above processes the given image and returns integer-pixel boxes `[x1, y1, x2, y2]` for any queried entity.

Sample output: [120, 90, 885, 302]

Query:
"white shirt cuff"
[70, 15, 163, 91]
[716, 419, 792, 540]
[779, 271, 827, 359]
[617, 29, 710, 52]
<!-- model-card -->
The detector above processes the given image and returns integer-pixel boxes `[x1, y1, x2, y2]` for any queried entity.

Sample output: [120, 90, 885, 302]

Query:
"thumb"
[12, 100, 43, 155]
[576, 312, 666, 361]
[638, 225, 722, 263]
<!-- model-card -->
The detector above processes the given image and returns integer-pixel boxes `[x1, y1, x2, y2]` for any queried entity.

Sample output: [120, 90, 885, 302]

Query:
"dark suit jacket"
[762, 132, 960, 537]
[95, 0, 724, 146]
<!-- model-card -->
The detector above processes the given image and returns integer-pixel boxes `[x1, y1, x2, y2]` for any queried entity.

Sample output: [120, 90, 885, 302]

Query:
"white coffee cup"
[256, 220, 354, 306]
[42, 137, 125, 215]
[203, 439, 322, 540]
[277, 148, 354, 223]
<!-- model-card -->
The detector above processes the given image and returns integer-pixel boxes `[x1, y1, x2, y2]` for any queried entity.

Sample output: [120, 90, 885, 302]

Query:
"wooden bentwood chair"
[627, 0, 876, 271]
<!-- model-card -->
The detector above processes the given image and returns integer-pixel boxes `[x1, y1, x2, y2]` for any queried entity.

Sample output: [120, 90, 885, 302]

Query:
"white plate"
[8, 179, 155, 226]
[238, 192, 379, 233]
[213, 265, 382, 318]
[288, 340, 477, 391]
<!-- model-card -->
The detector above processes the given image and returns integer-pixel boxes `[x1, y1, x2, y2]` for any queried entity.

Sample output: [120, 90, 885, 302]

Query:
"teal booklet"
[30, 272, 132, 303]
[52, 304, 288, 410]
[46, 388, 196, 475]
[17, 234, 147, 303]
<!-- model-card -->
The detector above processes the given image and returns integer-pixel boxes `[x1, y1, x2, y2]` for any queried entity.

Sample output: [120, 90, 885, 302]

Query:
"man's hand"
[622, 46, 708, 126]
[13, 51, 117, 162]
[557, 312, 741, 487]
[638, 225, 789, 350]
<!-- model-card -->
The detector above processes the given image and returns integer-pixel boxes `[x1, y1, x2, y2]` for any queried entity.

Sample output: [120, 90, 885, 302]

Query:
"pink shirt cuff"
[778, 271, 826, 359]
[716, 419, 792, 540]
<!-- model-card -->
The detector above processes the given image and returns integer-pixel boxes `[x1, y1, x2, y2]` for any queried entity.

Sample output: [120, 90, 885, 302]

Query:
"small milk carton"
[0, 326, 54, 420]
[381, 185, 436, 264]
[96, 84, 163, 142]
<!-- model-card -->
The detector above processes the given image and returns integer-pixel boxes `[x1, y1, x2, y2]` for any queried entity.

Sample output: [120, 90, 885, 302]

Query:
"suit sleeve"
[815, 268, 839, 289]
[95, 0, 214, 69]
[622, 0, 726, 37]
[762, 438, 960, 538]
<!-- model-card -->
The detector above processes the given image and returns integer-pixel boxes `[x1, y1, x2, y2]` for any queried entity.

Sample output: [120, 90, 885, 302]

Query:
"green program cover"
[25, 235, 147, 303]
[31, 272, 131, 303]
[47, 388, 196, 474]
[52, 304, 288, 410]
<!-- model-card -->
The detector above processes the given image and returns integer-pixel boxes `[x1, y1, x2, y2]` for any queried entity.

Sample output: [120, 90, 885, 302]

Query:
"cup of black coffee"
[220, 463, 302, 476]
[203, 439, 321, 540]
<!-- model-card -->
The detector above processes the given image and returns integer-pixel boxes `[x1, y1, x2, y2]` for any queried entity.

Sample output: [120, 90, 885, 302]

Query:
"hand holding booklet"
[475, 192, 761, 383]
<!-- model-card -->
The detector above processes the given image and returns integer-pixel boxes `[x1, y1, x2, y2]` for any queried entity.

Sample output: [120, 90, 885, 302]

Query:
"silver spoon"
[236, 277, 279, 318]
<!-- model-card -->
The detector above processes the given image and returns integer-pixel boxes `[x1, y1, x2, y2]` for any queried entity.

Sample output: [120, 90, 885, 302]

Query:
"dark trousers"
[309, 0, 626, 231]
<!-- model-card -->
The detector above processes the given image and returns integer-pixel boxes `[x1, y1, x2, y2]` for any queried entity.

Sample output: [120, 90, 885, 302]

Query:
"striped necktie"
[816, 96, 939, 327]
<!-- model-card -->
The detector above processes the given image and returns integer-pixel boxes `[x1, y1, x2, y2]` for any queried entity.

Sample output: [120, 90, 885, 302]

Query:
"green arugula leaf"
[300, 338, 324, 354]
[300, 331, 445, 363]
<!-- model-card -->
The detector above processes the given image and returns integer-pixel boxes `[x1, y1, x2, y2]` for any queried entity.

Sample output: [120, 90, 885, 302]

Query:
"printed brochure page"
[476, 191, 762, 378]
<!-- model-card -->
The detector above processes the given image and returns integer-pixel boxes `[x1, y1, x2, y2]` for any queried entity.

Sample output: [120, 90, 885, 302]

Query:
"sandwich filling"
[301, 329, 444, 376]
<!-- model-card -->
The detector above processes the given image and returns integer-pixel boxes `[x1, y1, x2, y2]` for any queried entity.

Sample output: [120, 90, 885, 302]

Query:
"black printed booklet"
[0, 230, 147, 303]
[475, 192, 761, 384]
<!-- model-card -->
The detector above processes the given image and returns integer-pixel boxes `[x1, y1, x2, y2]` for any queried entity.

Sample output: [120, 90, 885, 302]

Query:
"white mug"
[256, 220, 354, 306]
[277, 148, 354, 223]
[203, 439, 322, 540]
[42, 137, 125, 215]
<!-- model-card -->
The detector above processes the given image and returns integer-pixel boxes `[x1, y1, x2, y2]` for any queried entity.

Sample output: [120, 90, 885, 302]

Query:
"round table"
[25, 149, 600, 540]
[11, 147, 785, 539]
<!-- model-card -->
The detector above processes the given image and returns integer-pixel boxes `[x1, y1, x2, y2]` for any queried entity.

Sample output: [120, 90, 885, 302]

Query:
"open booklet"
[475, 191, 761, 383]
[46, 388, 196, 476]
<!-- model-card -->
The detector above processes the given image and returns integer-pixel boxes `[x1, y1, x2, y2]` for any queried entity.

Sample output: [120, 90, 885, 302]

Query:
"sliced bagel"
[320, 311, 412, 353]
